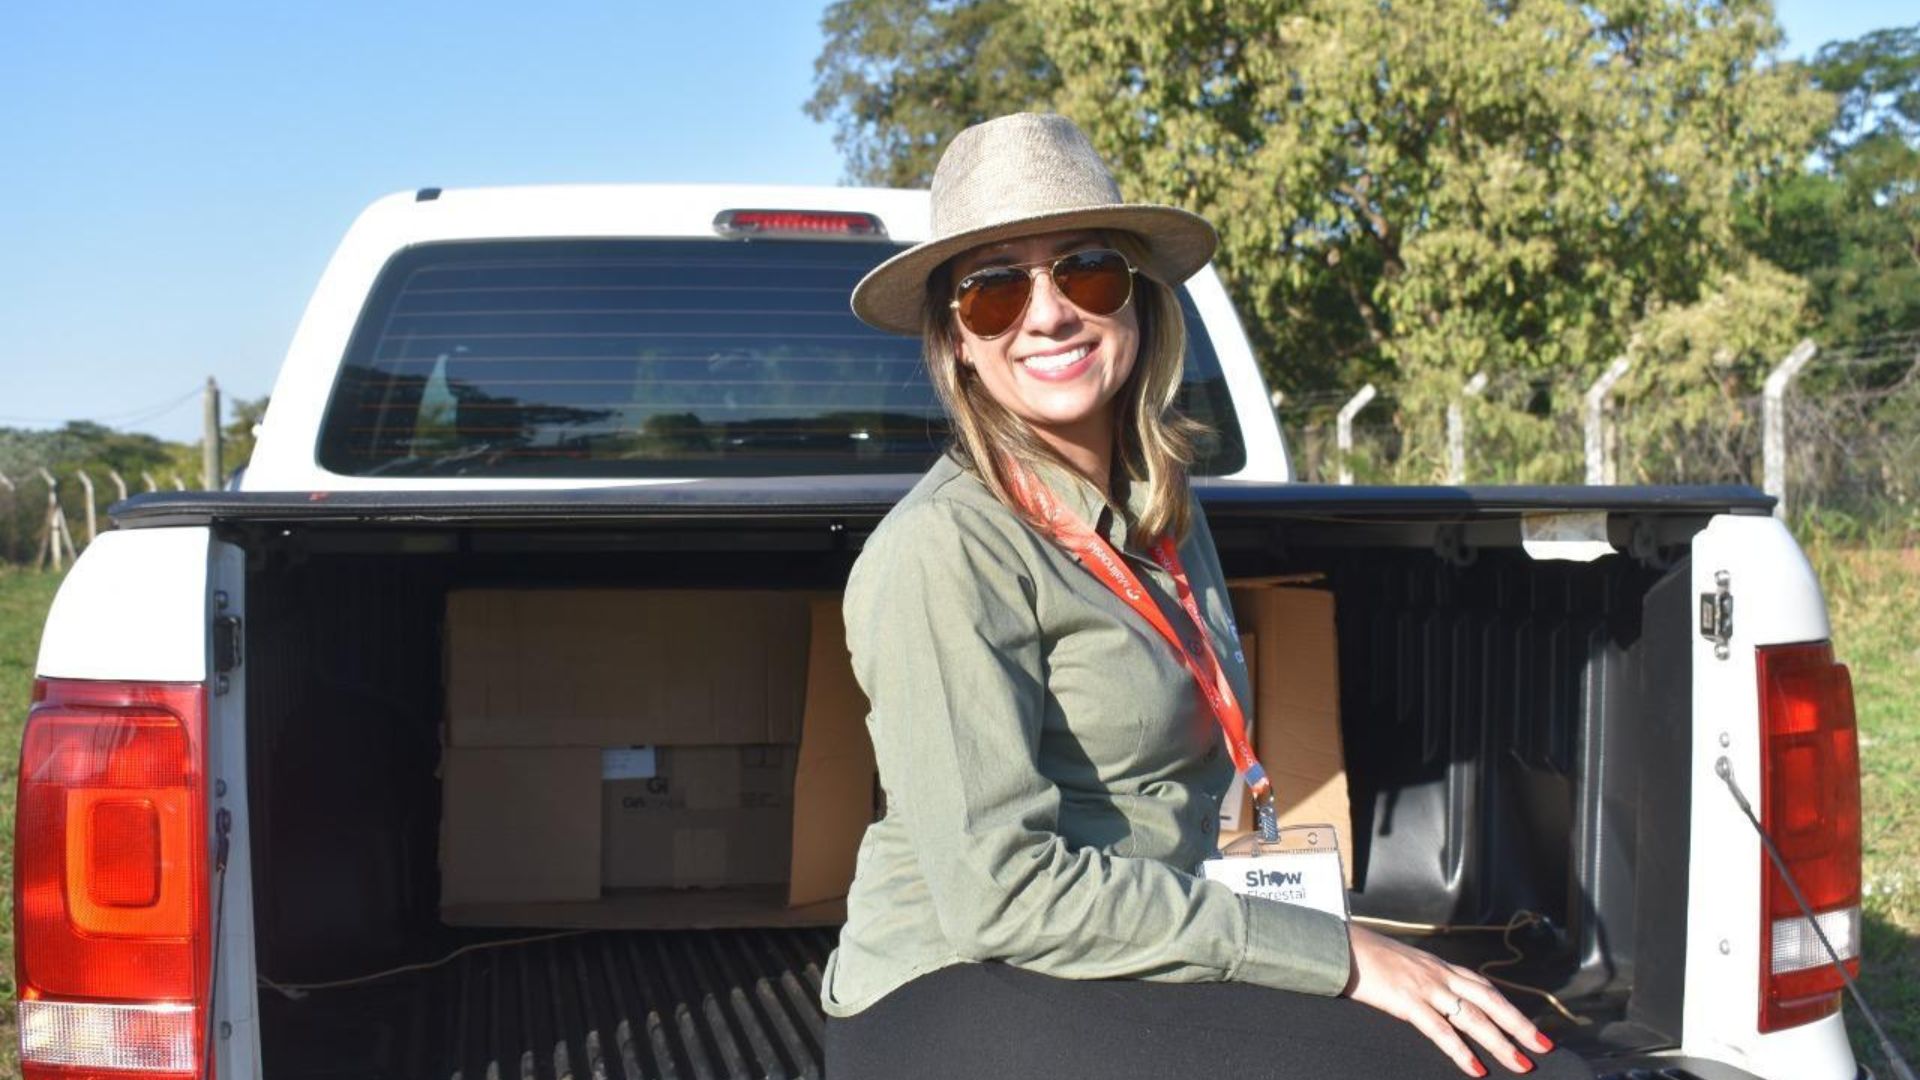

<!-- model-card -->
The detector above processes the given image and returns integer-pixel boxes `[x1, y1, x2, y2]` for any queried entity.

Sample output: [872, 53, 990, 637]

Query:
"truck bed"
[260, 927, 835, 1080]
[256, 925, 1767, 1080]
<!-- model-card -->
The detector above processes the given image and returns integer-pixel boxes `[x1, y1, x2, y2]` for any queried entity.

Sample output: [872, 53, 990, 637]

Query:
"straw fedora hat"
[850, 112, 1219, 336]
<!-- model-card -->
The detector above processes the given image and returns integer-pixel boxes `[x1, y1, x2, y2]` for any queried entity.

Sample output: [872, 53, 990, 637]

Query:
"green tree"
[816, 0, 1832, 481]
[224, 394, 270, 478]
[807, 0, 1058, 187]
[1040, 0, 1827, 480]
[1745, 25, 1919, 345]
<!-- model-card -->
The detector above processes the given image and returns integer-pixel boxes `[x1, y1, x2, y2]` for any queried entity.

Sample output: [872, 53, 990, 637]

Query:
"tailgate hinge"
[1698, 570, 1732, 660]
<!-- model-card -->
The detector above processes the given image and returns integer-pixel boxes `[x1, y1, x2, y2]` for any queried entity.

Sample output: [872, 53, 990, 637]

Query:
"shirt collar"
[1028, 456, 1152, 553]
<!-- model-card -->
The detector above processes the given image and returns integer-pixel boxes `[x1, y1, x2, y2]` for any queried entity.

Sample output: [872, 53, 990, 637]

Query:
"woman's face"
[946, 230, 1140, 452]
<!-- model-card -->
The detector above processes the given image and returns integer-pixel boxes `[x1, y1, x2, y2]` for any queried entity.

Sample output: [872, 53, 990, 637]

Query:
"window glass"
[318, 239, 1248, 477]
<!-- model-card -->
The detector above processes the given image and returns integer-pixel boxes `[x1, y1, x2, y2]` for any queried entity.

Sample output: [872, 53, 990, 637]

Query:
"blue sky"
[1, 0, 1910, 445]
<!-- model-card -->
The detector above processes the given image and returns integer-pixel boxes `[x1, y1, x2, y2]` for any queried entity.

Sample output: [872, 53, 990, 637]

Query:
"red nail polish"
[1513, 1054, 1534, 1074]
[1468, 1061, 1488, 1078]
[1533, 1033, 1555, 1053]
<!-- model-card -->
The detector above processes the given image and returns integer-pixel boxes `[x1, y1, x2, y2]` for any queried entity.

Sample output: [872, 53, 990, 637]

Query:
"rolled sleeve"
[1234, 895, 1354, 995]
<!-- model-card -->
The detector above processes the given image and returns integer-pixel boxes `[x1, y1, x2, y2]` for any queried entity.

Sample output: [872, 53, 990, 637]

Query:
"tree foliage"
[224, 395, 270, 477]
[1744, 25, 1920, 346]
[813, 0, 1843, 480]
[807, 0, 1058, 187]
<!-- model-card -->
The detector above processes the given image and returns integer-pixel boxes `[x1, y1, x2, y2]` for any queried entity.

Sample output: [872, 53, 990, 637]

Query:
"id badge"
[1202, 823, 1350, 922]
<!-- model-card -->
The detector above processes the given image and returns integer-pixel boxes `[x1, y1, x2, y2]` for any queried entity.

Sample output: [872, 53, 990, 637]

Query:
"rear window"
[317, 239, 1247, 477]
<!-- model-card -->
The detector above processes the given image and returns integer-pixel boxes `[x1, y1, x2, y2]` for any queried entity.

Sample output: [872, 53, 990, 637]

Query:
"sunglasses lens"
[955, 268, 1032, 338]
[1053, 249, 1133, 317]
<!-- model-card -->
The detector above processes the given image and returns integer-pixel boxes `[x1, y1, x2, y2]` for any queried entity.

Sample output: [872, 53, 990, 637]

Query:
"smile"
[1018, 344, 1093, 376]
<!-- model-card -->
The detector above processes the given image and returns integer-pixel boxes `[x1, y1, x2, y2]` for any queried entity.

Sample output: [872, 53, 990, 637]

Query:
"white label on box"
[601, 746, 658, 780]
[1203, 849, 1348, 921]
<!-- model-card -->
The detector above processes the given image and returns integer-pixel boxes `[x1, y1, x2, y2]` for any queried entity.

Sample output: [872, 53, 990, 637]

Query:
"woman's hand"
[1342, 924, 1555, 1077]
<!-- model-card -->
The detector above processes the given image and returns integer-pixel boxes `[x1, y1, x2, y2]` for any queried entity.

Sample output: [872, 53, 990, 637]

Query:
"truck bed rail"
[111, 479, 1774, 530]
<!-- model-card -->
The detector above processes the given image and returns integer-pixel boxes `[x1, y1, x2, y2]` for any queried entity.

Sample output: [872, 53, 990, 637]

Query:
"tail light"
[1755, 642, 1862, 1033]
[13, 678, 210, 1079]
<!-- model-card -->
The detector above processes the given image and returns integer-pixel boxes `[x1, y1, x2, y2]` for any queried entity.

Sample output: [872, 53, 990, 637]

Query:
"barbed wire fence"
[0, 379, 224, 569]
[1282, 333, 1920, 537]
[5, 345, 1920, 567]
[0, 463, 192, 570]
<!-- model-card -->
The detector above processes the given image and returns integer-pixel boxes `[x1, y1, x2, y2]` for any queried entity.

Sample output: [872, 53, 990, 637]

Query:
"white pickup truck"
[16, 185, 1868, 1080]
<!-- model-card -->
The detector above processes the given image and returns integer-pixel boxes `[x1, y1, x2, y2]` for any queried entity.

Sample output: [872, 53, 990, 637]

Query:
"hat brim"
[850, 203, 1219, 336]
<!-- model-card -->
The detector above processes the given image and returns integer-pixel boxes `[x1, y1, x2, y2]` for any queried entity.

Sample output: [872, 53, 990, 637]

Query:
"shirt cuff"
[1231, 895, 1353, 996]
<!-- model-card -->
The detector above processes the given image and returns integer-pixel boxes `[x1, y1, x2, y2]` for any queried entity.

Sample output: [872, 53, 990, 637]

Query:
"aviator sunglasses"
[950, 247, 1138, 339]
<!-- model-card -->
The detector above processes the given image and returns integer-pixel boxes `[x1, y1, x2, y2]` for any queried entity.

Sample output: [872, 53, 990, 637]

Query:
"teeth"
[1022, 345, 1090, 372]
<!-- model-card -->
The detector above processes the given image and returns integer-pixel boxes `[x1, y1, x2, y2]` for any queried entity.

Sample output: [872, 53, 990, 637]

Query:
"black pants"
[826, 962, 1596, 1079]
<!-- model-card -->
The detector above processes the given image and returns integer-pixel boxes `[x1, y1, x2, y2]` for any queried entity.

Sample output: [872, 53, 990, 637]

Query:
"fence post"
[75, 470, 98, 545]
[142, 471, 159, 493]
[203, 376, 223, 490]
[108, 470, 128, 502]
[1763, 339, 1818, 520]
[1336, 383, 1378, 486]
[0, 473, 13, 493]
[34, 468, 76, 571]
[1584, 357, 1633, 485]
[1446, 372, 1490, 485]
[169, 474, 186, 492]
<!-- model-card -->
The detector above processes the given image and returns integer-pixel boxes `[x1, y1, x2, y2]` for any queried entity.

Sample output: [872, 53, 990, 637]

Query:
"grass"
[0, 565, 61, 1077]
[1802, 530, 1920, 1073]
[0, 535, 1912, 1073]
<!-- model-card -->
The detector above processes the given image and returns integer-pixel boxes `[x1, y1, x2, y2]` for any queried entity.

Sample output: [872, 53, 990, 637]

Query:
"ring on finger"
[1439, 995, 1466, 1021]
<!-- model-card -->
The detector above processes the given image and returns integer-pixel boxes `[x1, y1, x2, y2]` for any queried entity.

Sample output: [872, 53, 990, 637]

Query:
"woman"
[824, 112, 1589, 1080]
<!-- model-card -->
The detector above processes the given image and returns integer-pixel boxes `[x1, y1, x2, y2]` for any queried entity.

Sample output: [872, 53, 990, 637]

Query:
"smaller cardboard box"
[441, 746, 601, 906]
[602, 745, 796, 889]
[789, 596, 880, 907]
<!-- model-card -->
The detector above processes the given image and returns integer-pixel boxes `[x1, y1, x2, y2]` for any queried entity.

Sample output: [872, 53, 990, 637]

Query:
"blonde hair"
[919, 231, 1210, 543]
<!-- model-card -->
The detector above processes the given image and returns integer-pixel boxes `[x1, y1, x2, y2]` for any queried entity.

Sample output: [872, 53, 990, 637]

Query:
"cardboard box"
[789, 597, 879, 907]
[445, 589, 809, 748]
[440, 589, 879, 928]
[440, 746, 601, 905]
[602, 746, 795, 889]
[1227, 584, 1355, 886]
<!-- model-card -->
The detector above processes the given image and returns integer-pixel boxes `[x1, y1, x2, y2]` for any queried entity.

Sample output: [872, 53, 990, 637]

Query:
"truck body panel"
[36, 526, 212, 682]
[1684, 515, 1851, 1080]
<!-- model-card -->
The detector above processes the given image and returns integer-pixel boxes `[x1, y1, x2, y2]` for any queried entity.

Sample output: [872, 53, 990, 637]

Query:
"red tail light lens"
[13, 678, 210, 1078]
[713, 209, 886, 237]
[1755, 642, 1862, 1033]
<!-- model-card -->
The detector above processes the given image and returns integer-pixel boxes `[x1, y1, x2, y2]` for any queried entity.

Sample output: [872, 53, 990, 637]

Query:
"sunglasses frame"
[948, 247, 1138, 340]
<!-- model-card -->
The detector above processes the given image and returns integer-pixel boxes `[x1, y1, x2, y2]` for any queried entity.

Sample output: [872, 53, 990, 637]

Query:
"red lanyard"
[1004, 460, 1279, 839]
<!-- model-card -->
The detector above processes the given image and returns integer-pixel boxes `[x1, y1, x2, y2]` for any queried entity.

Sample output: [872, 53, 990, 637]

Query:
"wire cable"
[0, 385, 203, 428]
[257, 930, 592, 999]
[1351, 909, 1590, 1026]
[1715, 756, 1915, 1080]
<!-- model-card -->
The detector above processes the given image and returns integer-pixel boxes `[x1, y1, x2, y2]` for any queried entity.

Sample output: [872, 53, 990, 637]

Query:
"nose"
[1021, 267, 1077, 335]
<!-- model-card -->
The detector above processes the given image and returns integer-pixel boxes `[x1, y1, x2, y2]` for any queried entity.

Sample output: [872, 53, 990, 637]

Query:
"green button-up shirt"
[821, 452, 1353, 1017]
